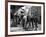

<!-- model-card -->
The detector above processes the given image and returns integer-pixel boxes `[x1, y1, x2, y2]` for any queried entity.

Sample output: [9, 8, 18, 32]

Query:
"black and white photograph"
[8, 2, 44, 35]
[10, 5, 41, 31]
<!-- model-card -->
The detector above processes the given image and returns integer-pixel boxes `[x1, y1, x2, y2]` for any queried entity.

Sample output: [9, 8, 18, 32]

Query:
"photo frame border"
[5, 0, 45, 37]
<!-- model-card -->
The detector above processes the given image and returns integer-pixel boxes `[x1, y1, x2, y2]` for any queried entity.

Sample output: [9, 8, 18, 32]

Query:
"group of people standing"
[11, 7, 38, 31]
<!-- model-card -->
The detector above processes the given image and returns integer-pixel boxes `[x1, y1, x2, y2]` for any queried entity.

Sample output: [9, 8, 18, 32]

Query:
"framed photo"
[5, 1, 45, 36]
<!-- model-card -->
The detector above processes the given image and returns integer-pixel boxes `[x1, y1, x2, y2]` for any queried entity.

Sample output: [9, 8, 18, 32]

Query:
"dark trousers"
[31, 18, 34, 28]
[35, 22, 37, 28]
[22, 19, 25, 27]
[34, 18, 38, 30]
[32, 21, 34, 28]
